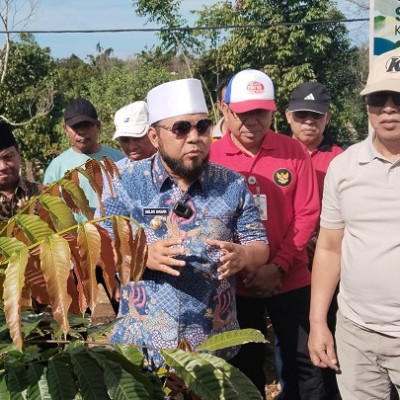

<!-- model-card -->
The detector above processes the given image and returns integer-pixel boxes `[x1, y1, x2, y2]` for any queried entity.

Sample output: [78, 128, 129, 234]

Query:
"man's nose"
[0, 159, 8, 170]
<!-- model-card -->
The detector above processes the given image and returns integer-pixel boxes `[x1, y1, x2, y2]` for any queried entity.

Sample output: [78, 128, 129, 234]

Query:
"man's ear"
[285, 109, 292, 124]
[325, 110, 332, 124]
[147, 126, 159, 149]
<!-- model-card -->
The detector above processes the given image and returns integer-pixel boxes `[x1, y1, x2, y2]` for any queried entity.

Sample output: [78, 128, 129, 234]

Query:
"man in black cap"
[285, 82, 343, 201]
[43, 98, 123, 221]
[0, 121, 42, 220]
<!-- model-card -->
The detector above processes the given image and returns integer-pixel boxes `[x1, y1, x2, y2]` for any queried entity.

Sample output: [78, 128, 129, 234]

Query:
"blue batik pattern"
[100, 154, 267, 366]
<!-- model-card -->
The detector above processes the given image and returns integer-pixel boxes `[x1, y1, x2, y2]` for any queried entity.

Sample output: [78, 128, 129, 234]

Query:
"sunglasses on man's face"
[365, 92, 400, 107]
[292, 111, 325, 120]
[156, 118, 213, 138]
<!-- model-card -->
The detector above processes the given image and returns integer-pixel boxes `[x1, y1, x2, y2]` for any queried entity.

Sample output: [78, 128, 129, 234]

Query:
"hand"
[146, 238, 186, 276]
[308, 323, 340, 371]
[243, 263, 282, 297]
[206, 239, 247, 280]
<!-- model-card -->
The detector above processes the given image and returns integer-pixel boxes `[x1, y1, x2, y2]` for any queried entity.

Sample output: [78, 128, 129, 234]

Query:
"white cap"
[225, 69, 276, 113]
[360, 49, 400, 96]
[113, 101, 149, 140]
[147, 78, 208, 124]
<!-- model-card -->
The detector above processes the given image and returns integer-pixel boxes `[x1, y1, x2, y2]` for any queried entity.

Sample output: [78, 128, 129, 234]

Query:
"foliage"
[85, 60, 181, 148]
[0, 34, 59, 168]
[0, 158, 148, 350]
[0, 158, 266, 399]
[192, 0, 368, 142]
[132, 0, 200, 53]
[0, 308, 265, 399]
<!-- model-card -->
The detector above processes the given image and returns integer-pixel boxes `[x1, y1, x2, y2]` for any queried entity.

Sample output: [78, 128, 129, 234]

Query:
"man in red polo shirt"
[285, 81, 344, 200]
[210, 69, 336, 399]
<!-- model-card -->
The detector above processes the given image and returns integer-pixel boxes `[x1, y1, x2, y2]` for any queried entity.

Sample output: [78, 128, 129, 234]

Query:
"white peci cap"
[147, 78, 208, 124]
[113, 101, 149, 140]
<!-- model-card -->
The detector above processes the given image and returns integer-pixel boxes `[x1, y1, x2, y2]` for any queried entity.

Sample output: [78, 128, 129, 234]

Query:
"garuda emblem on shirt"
[273, 168, 292, 187]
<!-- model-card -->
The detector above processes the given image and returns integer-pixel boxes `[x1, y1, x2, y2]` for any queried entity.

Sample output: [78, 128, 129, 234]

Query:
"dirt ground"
[92, 285, 281, 400]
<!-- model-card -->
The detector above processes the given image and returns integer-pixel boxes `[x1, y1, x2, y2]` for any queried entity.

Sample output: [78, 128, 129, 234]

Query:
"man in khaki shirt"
[309, 48, 400, 399]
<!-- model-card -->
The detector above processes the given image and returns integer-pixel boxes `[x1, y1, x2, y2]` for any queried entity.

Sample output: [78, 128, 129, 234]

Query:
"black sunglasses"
[292, 111, 325, 120]
[365, 92, 400, 107]
[156, 118, 213, 137]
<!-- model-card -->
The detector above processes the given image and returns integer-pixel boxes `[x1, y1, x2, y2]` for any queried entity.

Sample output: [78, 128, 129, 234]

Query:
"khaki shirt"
[0, 176, 42, 221]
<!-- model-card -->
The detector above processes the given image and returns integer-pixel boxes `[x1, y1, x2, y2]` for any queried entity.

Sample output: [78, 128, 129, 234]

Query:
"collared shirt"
[210, 130, 320, 295]
[101, 153, 267, 365]
[0, 176, 42, 221]
[309, 134, 344, 199]
[321, 135, 400, 337]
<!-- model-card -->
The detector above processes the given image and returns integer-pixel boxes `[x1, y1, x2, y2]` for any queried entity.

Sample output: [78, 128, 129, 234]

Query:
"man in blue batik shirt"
[101, 78, 269, 366]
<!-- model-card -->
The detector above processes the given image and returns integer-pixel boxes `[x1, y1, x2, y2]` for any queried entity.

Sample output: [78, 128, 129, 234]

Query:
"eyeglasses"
[292, 111, 325, 120]
[365, 92, 400, 107]
[155, 118, 213, 138]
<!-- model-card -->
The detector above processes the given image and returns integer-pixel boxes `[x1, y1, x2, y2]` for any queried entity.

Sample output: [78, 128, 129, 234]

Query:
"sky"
[6, 0, 369, 61]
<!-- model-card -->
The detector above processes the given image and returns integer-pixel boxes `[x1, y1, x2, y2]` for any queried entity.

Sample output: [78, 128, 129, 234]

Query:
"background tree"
[193, 0, 367, 142]
[130, 0, 368, 142]
[0, 34, 58, 178]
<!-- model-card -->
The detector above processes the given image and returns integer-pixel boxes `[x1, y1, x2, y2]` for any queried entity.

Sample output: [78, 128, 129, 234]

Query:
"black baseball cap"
[0, 121, 17, 150]
[64, 98, 99, 126]
[288, 82, 330, 114]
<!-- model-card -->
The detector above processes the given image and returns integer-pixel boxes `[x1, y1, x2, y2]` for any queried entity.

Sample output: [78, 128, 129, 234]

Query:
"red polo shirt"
[210, 130, 320, 295]
[310, 142, 343, 200]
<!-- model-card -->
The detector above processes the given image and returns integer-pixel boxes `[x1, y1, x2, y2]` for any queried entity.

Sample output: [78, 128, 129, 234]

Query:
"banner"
[373, 0, 400, 56]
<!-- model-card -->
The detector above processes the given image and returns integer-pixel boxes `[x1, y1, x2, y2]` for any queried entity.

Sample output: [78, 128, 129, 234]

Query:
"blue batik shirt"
[101, 153, 267, 366]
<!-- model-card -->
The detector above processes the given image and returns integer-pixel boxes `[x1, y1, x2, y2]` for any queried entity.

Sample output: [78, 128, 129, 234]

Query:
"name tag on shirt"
[253, 194, 267, 221]
[143, 208, 169, 216]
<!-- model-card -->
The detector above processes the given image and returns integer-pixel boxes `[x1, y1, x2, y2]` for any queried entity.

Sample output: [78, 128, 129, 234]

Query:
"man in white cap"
[209, 69, 330, 399]
[100, 78, 269, 366]
[308, 49, 400, 399]
[113, 101, 156, 165]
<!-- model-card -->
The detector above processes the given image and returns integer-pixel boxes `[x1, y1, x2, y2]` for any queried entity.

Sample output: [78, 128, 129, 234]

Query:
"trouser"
[231, 286, 339, 400]
[336, 311, 400, 400]
[267, 286, 338, 400]
[229, 296, 268, 399]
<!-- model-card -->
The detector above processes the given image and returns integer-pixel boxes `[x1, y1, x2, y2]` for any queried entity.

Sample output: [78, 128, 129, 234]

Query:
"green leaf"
[162, 349, 262, 400]
[197, 352, 263, 399]
[113, 344, 145, 367]
[27, 363, 51, 400]
[6, 365, 29, 399]
[0, 237, 29, 259]
[21, 312, 50, 337]
[89, 352, 151, 400]
[58, 178, 93, 220]
[38, 194, 76, 231]
[70, 350, 110, 400]
[14, 214, 54, 244]
[0, 372, 10, 400]
[47, 358, 79, 399]
[89, 347, 160, 397]
[87, 319, 119, 341]
[196, 329, 267, 352]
